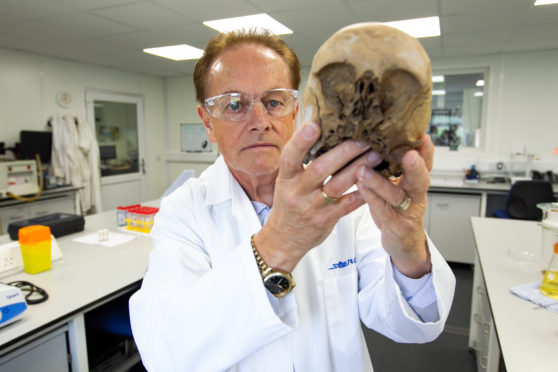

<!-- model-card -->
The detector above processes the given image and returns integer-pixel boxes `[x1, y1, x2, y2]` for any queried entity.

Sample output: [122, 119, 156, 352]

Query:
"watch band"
[250, 234, 295, 297]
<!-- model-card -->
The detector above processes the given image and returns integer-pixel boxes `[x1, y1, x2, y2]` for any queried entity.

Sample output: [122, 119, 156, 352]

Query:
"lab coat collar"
[202, 155, 262, 229]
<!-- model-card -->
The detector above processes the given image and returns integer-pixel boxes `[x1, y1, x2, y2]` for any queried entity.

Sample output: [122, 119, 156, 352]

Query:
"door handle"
[141, 158, 146, 174]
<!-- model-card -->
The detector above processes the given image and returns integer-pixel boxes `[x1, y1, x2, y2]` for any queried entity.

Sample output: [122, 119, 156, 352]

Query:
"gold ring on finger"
[321, 187, 339, 204]
[393, 195, 411, 212]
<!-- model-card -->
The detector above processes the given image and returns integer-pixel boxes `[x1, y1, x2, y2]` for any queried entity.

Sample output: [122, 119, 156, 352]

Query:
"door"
[85, 91, 147, 211]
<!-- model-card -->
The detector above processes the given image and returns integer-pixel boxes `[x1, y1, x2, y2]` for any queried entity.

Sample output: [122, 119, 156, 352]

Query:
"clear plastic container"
[116, 204, 140, 227]
[540, 242, 558, 300]
[18, 225, 52, 274]
[125, 206, 159, 233]
[541, 208, 558, 265]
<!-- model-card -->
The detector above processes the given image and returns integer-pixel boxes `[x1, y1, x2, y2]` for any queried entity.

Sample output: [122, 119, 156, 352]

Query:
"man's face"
[198, 45, 298, 180]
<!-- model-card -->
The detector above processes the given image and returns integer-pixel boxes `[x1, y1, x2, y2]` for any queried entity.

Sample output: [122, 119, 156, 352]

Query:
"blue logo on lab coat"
[328, 257, 357, 270]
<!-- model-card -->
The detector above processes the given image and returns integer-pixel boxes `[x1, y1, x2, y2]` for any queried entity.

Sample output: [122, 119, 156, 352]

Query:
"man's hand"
[355, 135, 434, 278]
[254, 121, 381, 273]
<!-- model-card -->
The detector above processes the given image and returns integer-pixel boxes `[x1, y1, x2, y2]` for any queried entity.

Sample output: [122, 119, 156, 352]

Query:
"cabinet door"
[0, 327, 70, 371]
[0, 205, 29, 235]
[427, 192, 481, 264]
[27, 196, 75, 218]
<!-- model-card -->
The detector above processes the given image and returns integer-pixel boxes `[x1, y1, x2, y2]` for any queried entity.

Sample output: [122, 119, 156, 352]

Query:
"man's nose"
[246, 100, 270, 131]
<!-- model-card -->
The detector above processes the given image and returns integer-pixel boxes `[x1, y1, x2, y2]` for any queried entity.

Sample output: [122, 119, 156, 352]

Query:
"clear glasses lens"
[205, 89, 297, 122]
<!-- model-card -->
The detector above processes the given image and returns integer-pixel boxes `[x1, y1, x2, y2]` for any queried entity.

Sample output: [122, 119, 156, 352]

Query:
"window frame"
[429, 66, 491, 155]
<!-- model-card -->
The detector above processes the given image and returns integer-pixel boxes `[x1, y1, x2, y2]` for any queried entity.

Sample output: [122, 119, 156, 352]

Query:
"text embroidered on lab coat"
[328, 257, 357, 270]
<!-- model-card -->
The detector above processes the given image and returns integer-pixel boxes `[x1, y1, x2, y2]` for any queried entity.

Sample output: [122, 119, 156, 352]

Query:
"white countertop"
[0, 206, 156, 349]
[471, 217, 557, 372]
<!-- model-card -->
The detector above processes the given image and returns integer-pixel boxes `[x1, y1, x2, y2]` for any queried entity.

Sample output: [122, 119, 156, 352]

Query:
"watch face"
[264, 272, 293, 297]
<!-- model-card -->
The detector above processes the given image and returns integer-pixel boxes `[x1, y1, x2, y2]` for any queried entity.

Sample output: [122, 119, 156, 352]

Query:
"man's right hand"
[253, 121, 382, 273]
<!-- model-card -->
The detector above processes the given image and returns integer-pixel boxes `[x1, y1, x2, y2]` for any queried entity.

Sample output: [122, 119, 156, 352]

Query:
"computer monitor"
[19, 130, 52, 163]
[99, 145, 117, 161]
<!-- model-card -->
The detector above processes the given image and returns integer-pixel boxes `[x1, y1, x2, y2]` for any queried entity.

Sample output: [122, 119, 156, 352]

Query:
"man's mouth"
[244, 142, 277, 150]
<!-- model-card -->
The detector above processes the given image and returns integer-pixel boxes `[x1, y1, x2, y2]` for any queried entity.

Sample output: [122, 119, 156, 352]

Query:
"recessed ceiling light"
[203, 13, 293, 35]
[432, 90, 446, 96]
[476, 80, 485, 87]
[474, 92, 484, 97]
[383, 16, 440, 38]
[143, 44, 204, 61]
[432, 75, 445, 83]
[534, 0, 558, 6]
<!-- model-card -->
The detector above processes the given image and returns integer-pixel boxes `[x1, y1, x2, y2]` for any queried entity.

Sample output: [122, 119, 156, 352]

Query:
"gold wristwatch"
[251, 234, 295, 298]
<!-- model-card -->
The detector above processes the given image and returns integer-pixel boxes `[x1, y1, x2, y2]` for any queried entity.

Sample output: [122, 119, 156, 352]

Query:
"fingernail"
[302, 122, 317, 138]
[359, 165, 372, 180]
[356, 141, 370, 148]
[368, 151, 381, 163]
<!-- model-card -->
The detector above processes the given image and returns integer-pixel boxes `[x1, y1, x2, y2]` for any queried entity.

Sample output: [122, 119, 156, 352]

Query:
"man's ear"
[197, 105, 217, 143]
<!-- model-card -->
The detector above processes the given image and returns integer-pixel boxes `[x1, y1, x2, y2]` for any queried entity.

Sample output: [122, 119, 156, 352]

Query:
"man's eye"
[265, 99, 284, 110]
[227, 101, 242, 112]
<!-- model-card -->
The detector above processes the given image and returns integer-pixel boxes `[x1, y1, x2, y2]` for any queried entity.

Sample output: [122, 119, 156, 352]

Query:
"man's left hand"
[356, 135, 434, 278]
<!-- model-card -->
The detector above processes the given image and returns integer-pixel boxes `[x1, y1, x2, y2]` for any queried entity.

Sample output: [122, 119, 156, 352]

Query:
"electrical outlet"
[0, 243, 23, 275]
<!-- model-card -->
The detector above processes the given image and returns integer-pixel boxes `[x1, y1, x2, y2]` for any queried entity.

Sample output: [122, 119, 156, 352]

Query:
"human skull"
[302, 22, 432, 178]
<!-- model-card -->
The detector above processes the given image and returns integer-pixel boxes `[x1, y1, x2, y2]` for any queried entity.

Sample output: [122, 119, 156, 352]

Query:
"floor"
[363, 263, 477, 372]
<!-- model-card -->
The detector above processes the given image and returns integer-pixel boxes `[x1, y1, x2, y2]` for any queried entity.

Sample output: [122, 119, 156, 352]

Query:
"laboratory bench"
[0, 204, 156, 371]
[469, 217, 557, 372]
[426, 177, 558, 264]
[0, 186, 81, 235]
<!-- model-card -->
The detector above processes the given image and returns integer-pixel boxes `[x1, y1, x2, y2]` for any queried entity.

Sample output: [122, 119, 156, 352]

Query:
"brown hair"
[193, 29, 301, 103]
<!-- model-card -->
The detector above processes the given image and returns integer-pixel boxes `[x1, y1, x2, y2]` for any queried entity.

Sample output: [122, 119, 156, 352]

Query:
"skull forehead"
[310, 23, 431, 87]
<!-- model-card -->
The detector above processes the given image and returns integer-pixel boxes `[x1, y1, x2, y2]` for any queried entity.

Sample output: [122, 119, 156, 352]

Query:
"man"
[129, 30, 455, 372]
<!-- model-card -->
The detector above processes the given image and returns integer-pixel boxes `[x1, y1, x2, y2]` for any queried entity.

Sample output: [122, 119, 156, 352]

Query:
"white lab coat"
[129, 156, 455, 372]
[50, 115, 102, 213]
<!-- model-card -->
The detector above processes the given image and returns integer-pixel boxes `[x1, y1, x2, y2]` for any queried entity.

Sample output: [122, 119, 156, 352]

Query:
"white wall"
[431, 49, 558, 174]
[0, 48, 167, 201]
[163, 49, 558, 181]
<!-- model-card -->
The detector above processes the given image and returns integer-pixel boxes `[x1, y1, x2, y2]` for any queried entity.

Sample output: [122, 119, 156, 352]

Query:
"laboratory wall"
[0, 47, 168, 201]
[164, 48, 558, 180]
[431, 48, 558, 174]
[2, 45, 557, 197]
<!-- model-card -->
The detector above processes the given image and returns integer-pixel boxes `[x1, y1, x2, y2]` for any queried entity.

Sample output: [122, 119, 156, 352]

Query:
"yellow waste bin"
[18, 225, 52, 274]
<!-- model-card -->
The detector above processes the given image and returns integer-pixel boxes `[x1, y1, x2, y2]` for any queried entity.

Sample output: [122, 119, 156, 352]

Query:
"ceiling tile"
[419, 37, 443, 50]
[508, 25, 558, 42]
[107, 31, 181, 49]
[93, 2, 195, 30]
[0, 20, 93, 47]
[244, 0, 343, 13]
[0, 0, 74, 20]
[349, 0, 439, 23]
[443, 44, 503, 57]
[150, 23, 219, 49]
[503, 39, 558, 53]
[52, 0, 143, 11]
[0, 0, 555, 78]
[85, 51, 155, 66]
[39, 12, 136, 37]
[0, 33, 44, 51]
[440, 0, 529, 16]
[443, 29, 509, 48]
[441, 11, 523, 35]
[272, 4, 355, 41]
[0, 11, 28, 27]
[152, 0, 260, 22]
[520, 4, 558, 26]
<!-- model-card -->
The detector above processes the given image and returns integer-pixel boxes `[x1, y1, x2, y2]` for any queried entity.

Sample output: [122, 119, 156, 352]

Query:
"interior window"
[429, 72, 486, 150]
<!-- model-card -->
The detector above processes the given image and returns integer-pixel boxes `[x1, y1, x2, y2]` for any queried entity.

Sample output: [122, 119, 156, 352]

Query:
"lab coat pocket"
[323, 270, 361, 359]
